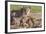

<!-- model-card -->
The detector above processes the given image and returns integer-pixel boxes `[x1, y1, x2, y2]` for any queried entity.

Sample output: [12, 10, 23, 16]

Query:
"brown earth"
[10, 13, 42, 29]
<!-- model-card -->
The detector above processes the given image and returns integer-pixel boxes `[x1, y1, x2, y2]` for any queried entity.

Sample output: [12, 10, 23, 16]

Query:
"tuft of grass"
[31, 6, 42, 13]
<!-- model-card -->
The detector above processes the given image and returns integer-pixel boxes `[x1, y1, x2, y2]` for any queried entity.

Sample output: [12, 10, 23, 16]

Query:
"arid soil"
[10, 13, 42, 29]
